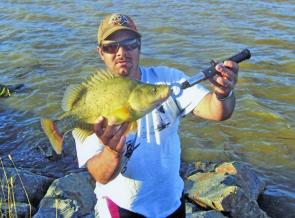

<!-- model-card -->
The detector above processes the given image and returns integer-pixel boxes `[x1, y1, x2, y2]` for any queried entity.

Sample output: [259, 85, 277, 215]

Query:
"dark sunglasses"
[100, 38, 141, 54]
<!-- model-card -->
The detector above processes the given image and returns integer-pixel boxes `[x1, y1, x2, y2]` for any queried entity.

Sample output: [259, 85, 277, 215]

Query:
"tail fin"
[40, 118, 64, 155]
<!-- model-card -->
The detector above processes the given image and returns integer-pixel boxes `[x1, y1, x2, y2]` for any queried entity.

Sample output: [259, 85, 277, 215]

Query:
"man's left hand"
[209, 61, 239, 98]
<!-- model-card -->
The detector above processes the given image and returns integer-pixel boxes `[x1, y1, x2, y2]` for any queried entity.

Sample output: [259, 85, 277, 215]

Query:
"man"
[74, 13, 239, 217]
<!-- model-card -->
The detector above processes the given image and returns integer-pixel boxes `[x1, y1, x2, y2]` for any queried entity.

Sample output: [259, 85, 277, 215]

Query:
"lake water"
[1, 0, 294, 213]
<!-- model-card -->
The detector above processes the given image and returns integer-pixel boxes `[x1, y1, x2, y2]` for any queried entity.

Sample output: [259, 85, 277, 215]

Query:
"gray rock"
[0, 167, 54, 204]
[4, 160, 274, 217]
[214, 162, 265, 200]
[0, 202, 36, 218]
[180, 161, 198, 179]
[185, 161, 269, 218]
[34, 171, 96, 217]
[187, 210, 226, 218]
[258, 186, 295, 218]
[180, 161, 224, 180]
[34, 198, 79, 218]
[186, 202, 226, 217]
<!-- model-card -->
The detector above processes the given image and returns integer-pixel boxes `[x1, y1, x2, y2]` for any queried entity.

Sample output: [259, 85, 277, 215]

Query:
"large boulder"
[184, 161, 269, 218]
[0, 167, 53, 217]
[186, 202, 226, 218]
[34, 171, 96, 217]
[258, 186, 295, 218]
[214, 162, 265, 200]
[0, 167, 54, 205]
[1, 202, 35, 218]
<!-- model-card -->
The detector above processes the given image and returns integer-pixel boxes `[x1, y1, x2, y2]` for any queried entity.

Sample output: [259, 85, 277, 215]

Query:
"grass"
[0, 155, 32, 217]
[8, 155, 32, 217]
[0, 157, 10, 216]
[55, 198, 58, 218]
[0, 154, 63, 217]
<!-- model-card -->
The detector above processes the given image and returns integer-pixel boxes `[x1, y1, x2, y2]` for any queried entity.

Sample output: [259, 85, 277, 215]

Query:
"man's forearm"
[210, 91, 235, 121]
[86, 146, 122, 184]
[193, 92, 235, 121]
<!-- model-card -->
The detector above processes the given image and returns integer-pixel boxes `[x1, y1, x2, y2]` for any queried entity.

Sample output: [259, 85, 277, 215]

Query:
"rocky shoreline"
[0, 160, 293, 217]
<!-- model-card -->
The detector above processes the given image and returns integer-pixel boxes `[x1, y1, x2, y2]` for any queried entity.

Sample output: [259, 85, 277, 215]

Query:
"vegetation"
[0, 155, 32, 217]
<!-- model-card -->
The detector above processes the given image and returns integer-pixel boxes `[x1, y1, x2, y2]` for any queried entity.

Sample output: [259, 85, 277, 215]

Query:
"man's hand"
[209, 61, 239, 99]
[194, 60, 239, 121]
[86, 117, 129, 184]
[93, 117, 128, 155]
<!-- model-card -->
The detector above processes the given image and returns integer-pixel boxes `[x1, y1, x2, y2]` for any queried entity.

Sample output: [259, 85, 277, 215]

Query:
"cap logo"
[110, 14, 129, 26]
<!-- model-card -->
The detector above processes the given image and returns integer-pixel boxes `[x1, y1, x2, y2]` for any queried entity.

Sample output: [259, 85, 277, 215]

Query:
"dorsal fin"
[61, 69, 114, 111]
[61, 84, 86, 111]
[83, 69, 114, 88]
[72, 127, 93, 142]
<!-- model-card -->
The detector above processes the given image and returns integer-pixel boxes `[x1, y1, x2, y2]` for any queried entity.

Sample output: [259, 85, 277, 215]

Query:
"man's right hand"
[87, 117, 129, 184]
[93, 117, 129, 155]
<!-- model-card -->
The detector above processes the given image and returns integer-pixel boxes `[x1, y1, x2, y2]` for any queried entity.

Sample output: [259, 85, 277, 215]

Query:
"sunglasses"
[100, 38, 141, 54]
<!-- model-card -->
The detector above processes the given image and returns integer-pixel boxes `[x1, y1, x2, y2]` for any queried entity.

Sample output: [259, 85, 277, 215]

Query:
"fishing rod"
[180, 48, 251, 89]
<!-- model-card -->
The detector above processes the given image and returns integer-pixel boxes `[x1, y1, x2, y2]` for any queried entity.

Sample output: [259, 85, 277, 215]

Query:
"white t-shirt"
[74, 66, 209, 218]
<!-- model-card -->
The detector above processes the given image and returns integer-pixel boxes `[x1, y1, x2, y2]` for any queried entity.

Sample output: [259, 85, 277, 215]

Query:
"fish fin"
[84, 69, 114, 88]
[61, 84, 86, 111]
[61, 69, 113, 111]
[72, 127, 93, 142]
[111, 106, 131, 122]
[40, 118, 64, 155]
[95, 68, 114, 80]
[127, 121, 137, 133]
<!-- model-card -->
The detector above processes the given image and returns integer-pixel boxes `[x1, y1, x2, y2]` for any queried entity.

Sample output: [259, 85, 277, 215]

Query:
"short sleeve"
[165, 67, 210, 116]
[73, 132, 104, 168]
[174, 78, 209, 116]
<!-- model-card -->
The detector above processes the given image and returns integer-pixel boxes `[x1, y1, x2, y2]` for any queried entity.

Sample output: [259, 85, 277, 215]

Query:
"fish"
[41, 69, 171, 155]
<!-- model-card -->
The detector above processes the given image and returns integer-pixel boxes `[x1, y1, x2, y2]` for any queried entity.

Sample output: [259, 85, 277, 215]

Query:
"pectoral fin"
[127, 121, 137, 133]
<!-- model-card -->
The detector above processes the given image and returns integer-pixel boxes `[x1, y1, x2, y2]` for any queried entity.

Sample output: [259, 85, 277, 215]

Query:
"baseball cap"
[98, 13, 141, 45]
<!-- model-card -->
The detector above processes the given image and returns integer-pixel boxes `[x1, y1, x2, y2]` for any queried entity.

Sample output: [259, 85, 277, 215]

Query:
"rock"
[0, 167, 54, 205]
[181, 161, 223, 179]
[180, 161, 198, 179]
[34, 171, 96, 217]
[195, 161, 221, 173]
[185, 161, 269, 218]
[1, 202, 36, 218]
[34, 198, 79, 218]
[215, 161, 265, 200]
[258, 186, 295, 218]
[186, 202, 226, 218]
[187, 210, 227, 218]
[1, 160, 275, 217]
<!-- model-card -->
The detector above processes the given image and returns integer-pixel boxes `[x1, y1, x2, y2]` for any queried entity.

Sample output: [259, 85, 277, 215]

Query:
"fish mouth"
[161, 87, 172, 100]
[154, 87, 171, 108]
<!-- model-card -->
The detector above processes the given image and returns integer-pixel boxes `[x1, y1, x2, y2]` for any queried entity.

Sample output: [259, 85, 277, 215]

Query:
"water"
[1, 0, 294, 211]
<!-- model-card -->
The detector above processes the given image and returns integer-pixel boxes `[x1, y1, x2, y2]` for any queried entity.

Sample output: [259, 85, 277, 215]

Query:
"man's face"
[98, 30, 140, 79]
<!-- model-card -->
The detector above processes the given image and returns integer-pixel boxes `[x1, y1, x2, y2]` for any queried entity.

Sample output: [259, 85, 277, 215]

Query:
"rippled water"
[1, 0, 294, 210]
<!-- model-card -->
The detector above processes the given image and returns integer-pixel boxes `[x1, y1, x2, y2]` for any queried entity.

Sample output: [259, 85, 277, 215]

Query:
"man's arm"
[86, 118, 128, 184]
[192, 61, 239, 121]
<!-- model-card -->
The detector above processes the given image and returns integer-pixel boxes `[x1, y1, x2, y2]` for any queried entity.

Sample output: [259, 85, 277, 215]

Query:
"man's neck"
[130, 67, 141, 80]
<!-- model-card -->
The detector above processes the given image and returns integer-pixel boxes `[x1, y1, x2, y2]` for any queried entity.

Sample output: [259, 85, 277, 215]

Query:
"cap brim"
[100, 26, 141, 43]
